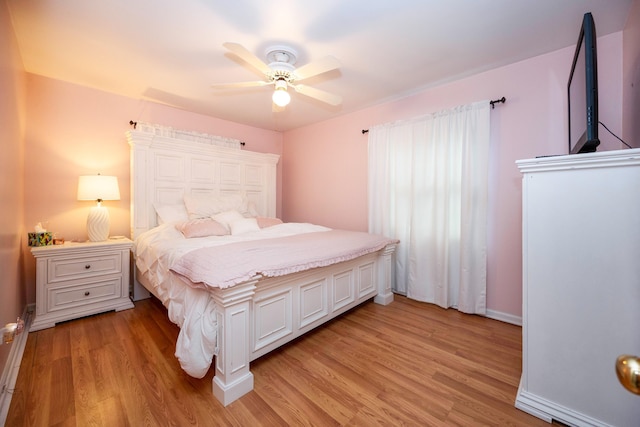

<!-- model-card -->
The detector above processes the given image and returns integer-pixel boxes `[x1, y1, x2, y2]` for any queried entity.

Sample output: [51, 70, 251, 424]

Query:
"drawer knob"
[84, 291, 90, 296]
[85, 264, 91, 269]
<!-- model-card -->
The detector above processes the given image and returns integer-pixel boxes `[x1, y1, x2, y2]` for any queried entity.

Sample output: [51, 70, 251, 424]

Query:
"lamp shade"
[77, 175, 120, 201]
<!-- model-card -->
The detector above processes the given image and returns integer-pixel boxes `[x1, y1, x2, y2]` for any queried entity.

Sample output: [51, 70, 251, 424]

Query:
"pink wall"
[0, 0, 27, 375]
[282, 33, 624, 319]
[21, 76, 283, 304]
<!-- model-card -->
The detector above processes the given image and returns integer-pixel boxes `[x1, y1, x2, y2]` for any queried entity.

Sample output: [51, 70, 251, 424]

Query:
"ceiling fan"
[212, 42, 342, 109]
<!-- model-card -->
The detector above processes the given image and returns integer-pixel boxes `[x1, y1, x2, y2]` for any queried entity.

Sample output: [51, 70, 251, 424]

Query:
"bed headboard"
[126, 124, 280, 239]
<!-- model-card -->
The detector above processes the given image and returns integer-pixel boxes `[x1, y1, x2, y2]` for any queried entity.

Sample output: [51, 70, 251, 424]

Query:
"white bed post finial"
[210, 280, 257, 406]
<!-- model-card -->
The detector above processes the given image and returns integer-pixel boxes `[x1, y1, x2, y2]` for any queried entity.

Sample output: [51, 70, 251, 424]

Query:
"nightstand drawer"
[48, 278, 122, 312]
[47, 253, 122, 283]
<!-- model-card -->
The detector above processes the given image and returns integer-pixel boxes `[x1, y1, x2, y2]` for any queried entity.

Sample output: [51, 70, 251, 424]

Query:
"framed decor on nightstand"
[30, 237, 134, 331]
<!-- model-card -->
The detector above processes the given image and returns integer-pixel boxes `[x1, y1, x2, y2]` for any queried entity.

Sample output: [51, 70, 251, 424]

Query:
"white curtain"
[368, 100, 490, 314]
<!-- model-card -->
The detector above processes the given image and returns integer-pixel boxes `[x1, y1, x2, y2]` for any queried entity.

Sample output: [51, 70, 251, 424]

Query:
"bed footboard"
[211, 243, 396, 406]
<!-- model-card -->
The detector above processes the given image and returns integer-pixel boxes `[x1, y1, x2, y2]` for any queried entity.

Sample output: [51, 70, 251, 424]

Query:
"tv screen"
[568, 12, 600, 154]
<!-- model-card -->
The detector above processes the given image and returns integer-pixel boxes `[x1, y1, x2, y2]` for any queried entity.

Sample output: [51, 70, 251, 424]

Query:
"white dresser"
[30, 238, 134, 331]
[515, 149, 640, 426]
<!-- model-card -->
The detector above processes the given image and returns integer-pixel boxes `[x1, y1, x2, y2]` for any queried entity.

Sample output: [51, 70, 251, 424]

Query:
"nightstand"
[30, 237, 134, 331]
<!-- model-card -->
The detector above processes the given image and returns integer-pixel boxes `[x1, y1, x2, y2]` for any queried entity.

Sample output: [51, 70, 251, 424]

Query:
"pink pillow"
[256, 217, 283, 228]
[176, 218, 229, 238]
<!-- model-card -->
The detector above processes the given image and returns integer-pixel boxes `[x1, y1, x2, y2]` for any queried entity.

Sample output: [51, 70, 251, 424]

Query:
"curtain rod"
[489, 96, 506, 109]
[361, 97, 506, 134]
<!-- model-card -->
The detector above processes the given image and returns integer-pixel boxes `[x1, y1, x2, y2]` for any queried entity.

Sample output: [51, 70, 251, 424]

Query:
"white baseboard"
[392, 291, 523, 326]
[485, 309, 522, 326]
[516, 383, 608, 426]
[0, 306, 32, 426]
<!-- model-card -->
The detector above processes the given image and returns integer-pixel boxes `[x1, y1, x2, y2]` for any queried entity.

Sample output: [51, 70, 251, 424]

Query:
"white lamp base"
[87, 205, 110, 242]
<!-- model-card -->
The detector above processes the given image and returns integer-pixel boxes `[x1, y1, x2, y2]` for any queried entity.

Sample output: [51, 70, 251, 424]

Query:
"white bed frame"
[126, 124, 396, 406]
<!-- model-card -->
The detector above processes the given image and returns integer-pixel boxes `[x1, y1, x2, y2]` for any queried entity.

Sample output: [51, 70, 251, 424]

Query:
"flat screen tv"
[567, 12, 600, 154]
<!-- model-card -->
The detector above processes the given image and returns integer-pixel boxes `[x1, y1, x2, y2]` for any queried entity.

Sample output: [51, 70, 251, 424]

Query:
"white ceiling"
[7, 0, 633, 132]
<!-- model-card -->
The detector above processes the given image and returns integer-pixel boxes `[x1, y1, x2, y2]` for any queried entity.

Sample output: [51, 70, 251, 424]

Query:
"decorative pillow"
[229, 218, 260, 235]
[256, 217, 283, 228]
[212, 210, 246, 232]
[184, 194, 246, 219]
[154, 203, 189, 224]
[175, 218, 229, 238]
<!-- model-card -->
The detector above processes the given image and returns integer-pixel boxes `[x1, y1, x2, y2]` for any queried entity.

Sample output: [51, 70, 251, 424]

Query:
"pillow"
[256, 217, 283, 228]
[175, 218, 229, 238]
[212, 210, 245, 232]
[229, 218, 260, 235]
[242, 200, 260, 218]
[154, 203, 189, 224]
[184, 194, 245, 219]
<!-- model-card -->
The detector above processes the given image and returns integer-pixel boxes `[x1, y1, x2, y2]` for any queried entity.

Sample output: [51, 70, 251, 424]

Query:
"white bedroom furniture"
[127, 123, 397, 406]
[30, 238, 134, 331]
[516, 148, 640, 426]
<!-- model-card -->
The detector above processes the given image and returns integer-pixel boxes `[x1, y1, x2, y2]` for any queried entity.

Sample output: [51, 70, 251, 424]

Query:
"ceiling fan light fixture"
[272, 88, 290, 107]
[218, 42, 342, 109]
[272, 79, 291, 107]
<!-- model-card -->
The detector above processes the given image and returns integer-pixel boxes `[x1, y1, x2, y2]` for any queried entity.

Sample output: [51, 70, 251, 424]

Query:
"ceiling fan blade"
[211, 80, 272, 90]
[293, 84, 342, 106]
[223, 42, 272, 75]
[293, 56, 341, 81]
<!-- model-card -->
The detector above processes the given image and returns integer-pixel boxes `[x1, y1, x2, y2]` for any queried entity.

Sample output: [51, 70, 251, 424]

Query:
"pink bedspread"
[171, 230, 398, 290]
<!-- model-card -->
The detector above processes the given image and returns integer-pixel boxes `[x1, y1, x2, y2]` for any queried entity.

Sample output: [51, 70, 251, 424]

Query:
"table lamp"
[77, 174, 120, 242]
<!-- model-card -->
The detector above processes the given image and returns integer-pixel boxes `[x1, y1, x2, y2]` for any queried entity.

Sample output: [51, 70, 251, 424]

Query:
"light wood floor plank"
[7, 295, 552, 426]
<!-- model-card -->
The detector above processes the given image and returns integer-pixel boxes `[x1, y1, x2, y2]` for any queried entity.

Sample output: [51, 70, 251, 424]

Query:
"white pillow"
[242, 200, 260, 218]
[212, 210, 245, 232]
[154, 203, 189, 224]
[229, 218, 260, 235]
[184, 194, 245, 219]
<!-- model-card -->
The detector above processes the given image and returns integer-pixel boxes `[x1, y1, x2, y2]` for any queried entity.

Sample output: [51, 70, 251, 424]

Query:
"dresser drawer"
[47, 252, 122, 283]
[47, 277, 122, 312]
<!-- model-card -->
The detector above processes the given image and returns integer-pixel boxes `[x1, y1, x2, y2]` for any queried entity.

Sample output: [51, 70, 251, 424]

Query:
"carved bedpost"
[127, 130, 153, 301]
[374, 243, 396, 306]
[210, 280, 258, 406]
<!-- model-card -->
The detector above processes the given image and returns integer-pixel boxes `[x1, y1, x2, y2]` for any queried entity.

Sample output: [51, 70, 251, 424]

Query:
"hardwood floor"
[6, 296, 549, 426]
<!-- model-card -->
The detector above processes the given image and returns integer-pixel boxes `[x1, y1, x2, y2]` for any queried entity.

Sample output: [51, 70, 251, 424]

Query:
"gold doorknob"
[616, 354, 640, 395]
